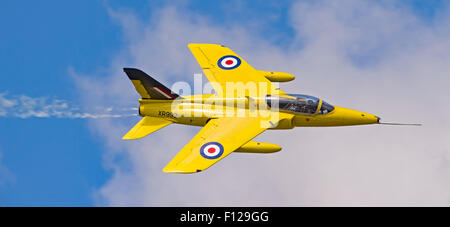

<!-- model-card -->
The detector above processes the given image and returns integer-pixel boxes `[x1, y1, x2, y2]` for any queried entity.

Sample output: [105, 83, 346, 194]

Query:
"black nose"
[377, 117, 381, 123]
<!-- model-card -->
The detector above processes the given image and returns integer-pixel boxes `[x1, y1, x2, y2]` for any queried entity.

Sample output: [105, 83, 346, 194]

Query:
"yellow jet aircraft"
[122, 43, 418, 173]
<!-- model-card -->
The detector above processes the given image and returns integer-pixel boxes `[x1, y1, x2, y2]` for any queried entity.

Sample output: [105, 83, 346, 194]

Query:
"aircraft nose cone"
[366, 114, 379, 124]
[361, 113, 379, 124]
[333, 106, 379, 125]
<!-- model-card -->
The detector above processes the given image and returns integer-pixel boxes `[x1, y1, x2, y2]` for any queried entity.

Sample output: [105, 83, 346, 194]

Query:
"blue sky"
[0, 1, 121, 205]
[0, 0, 448, 206]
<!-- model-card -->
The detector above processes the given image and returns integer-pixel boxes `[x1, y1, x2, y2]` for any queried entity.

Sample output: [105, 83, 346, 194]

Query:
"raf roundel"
[218, 55, 241, 70]
[200, 142, 224, 159]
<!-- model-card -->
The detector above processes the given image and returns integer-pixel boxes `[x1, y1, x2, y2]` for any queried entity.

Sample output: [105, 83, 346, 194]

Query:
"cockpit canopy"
[266, 94, 335, 115]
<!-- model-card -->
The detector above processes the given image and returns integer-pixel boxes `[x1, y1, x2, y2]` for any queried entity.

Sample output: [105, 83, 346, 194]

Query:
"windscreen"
[266, 94, 319, 114]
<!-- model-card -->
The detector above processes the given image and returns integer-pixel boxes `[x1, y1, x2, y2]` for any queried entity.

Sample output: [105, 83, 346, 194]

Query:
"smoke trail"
[0, 92, 138, 119]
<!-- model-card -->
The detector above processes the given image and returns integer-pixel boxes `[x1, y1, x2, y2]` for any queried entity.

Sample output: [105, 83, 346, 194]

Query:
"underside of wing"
[188, 43, 285, 97]
[163, 117, 269, 173]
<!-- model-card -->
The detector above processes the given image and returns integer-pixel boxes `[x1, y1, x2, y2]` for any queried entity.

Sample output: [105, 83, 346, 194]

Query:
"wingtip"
[122, 136, 133, 140]
[162, 166, 200, 174]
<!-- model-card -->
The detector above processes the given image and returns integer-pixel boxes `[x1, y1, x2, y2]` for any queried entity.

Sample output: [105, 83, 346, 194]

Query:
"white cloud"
[74, 1, 450, 206]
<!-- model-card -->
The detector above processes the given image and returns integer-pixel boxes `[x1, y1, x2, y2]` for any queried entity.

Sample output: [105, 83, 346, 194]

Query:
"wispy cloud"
[0, 92, 137, 119]
[74, 0, 450, 206]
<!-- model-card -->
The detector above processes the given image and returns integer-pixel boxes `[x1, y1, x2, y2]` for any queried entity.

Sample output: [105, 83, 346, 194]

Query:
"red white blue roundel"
[200, 142, 224, 159]
[218, 55, 241, 70]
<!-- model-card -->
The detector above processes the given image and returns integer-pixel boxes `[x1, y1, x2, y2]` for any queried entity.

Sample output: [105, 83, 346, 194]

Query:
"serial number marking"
[158, 111, 177, 119]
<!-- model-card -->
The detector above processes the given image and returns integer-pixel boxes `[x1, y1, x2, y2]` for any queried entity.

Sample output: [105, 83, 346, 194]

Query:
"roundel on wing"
[200, 142, 224, 159]
[217, 55, 241, 70]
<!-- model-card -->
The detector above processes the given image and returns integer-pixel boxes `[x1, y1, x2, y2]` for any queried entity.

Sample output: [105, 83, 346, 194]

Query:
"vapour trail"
[0, 92, 138, 119]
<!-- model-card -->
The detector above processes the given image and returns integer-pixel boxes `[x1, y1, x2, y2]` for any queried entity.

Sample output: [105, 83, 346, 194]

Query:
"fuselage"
[138, 94, 380, 129]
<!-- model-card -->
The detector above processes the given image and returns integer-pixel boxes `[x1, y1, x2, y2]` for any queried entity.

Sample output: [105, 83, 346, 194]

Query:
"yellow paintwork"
[123, 116, 172, 140]
[258, 70, 295, 82]
[123, 43, 380, 173]
[293, 106, 379, 127]
[131, 80, 151, 99]
[234, 141, 282, 153]
[188, 44, 285, 97]
[163, 117, 269, 173]
[134, 97, 378, 128]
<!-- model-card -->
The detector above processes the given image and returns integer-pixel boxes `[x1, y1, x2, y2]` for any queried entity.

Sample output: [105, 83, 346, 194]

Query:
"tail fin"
[123, 68, 179, 100]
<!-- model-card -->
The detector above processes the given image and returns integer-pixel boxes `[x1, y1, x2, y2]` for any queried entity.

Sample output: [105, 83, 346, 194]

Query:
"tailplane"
[123, 68, 179, 100]
[123, 116, 172, 140]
